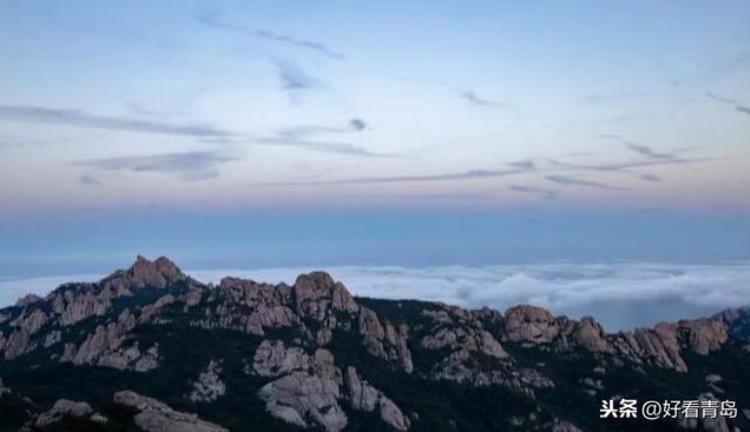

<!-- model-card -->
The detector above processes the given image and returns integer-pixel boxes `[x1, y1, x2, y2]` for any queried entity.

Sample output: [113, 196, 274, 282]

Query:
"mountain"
[1, 256, 749, 432]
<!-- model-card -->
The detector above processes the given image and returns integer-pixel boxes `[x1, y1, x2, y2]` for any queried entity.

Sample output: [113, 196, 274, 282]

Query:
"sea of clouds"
[1, 262, 748, 331]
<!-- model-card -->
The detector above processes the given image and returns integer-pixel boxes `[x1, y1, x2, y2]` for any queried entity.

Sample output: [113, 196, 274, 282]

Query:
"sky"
[0, 1, 749, 278]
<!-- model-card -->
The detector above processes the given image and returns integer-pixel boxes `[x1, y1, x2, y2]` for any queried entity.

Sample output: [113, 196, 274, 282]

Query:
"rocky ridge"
[1, 256, 748, 432]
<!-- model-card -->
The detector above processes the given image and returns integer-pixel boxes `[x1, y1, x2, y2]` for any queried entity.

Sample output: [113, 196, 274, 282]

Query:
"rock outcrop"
[681, 319, 728, 355]
[485, 304, 729, 373]
[34, 399, 106, 427]
[504, 305, 561, 344]
[103, 255, 186, 292]
[293, 272, 359, 319]
[252, 340, 310, 378]
[256, 344, 344, 430]
[359, 308, 414, 373]
[59, 309, 160, 372]
[51, 255, 186, 328]
[571, 317, 613, 353]
[15, 294, 42, 308]
[2, 308, 48, 359]
[199, 277, 298, 336]
[418, 305, 554, 395]
[253, 339, 410, 431]
[344, 366, 410, 431]
[0, 256, 189, 361]
[714, 306, 750, 340]
[114, 390, 228, 432]
[189, 360, 226, 403]
[607, 319, 728, 373]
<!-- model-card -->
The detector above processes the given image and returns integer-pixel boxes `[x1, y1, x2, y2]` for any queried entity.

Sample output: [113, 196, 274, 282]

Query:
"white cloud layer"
[1, 262, 748, 331]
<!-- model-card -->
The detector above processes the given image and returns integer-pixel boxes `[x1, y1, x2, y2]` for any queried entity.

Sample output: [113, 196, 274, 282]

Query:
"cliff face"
[0, 256, 749, 432]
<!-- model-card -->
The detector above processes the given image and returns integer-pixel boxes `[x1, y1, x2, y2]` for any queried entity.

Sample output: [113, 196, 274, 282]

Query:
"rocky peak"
[678, 318, 728, 355]
[713, 307, 750, 338]
[103, 255, 186, 291]
[486, 303, 731, 373]
[217, 277, 291, 306]
[293, 272, 359, 319]
[713, 306, 750, 324]
[571, 316, 613, 353]
[503, 305, 560, 343]
[15, 293, 42, 308]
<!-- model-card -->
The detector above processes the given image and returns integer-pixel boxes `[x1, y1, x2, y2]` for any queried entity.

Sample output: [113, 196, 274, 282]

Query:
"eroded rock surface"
[252, 340, 310, 378]
[114, 390, 228, 432]
[345, 366, 410, 431]
[257, 343, 347, 431]
[34, 399, 106, 427]
[253, 338, 410, 431]
[189, 360, 226, 403]
[59, 309, 160, 372]
[504, 305, 561, 344]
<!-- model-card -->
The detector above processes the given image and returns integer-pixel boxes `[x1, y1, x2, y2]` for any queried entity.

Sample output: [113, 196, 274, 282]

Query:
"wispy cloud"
[257, 117, 388, 157]
[706, 91, 750, 117]
[0, 104, 233, 139]
[391, 193, 485, 201]
[545, 174, 627, 191]
[198, 12, 345, 60]
[273, 59, 319, 93]
[0, 104, 385, 158]
[544, 155, 714, 173]
[78, 175, 100, 186]
[639, 174, 662, 183]
[260, 145, 710, 186]
[124, 101, 188, 120]
[506, 159, 536, 171]
[0, 137, 49, 148]
[268, 168, 528, 186]
[509, 185, 559, 200]
[460, 90, 505, 109]
[602, 134, 676, 160]
[563, 151, 597, 158]
[578, 90, 644, 104]
[268, 158, 540, 186]
[255, 137, 395, 158]
[74, 152, 236, 181]
[349, 118, 367, 131]
[277, 117, 367, 138]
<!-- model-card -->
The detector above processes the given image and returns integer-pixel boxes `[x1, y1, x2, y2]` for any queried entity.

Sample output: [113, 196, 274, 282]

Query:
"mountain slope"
[1, 256, 749, 432]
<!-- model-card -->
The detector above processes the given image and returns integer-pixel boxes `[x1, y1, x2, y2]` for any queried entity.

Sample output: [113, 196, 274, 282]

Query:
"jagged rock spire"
[293, 271, 359, 318]
[103, 255, 186, 291]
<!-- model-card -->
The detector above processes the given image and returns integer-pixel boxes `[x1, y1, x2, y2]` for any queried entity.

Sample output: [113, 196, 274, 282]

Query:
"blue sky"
[0, 1, 748, 276]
